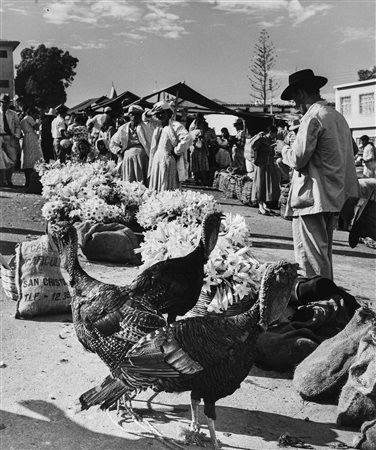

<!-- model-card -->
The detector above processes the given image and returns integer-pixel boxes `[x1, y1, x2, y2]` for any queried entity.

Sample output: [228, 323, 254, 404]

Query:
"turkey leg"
[189, 397, 201, 432]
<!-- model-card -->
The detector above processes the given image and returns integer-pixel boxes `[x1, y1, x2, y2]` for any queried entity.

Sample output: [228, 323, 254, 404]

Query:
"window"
[0, 50, 7, 58]
[359, 93, 374, 114]
[0, 80, 9, 88]
[340, 96, 351, 116]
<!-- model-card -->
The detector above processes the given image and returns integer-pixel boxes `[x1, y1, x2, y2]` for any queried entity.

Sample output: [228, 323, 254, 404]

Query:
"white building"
[334, 79, 376, 143]
[0, 39, 20, 99]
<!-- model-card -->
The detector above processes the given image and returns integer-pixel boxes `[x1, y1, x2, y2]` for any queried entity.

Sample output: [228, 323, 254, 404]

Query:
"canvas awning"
[139, 82, 236, 114]
[93, 91, 153, 112]
[68, 96, 108, 114]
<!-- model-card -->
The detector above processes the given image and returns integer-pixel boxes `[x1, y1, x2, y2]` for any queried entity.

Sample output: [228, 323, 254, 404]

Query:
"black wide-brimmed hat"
[281, 69, 328, 101]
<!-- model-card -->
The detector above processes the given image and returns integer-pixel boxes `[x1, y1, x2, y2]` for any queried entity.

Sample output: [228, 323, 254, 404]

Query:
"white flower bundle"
[37, 160, 147, 224]
[137, 212, 262, 313]
[136, 189, 219, 229]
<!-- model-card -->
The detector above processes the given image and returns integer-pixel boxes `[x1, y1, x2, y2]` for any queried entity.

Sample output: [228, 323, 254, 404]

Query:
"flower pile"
[137, 212, 263, 313]
[37, 160, 148, 225]
[137, 189, 219, 229]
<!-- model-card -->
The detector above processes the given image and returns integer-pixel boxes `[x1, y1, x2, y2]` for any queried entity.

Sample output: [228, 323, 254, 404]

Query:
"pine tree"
[248, 29, 279, 110]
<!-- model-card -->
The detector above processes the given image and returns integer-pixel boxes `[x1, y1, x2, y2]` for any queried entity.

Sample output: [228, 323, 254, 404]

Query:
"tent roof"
[139, 82, 236, 114]
[93, 91, 153, 110]
[68, 96, 108, 114]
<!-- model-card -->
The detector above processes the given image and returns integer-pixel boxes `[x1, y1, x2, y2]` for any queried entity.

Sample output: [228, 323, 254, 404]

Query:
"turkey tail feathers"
[79, 376, 127, 411]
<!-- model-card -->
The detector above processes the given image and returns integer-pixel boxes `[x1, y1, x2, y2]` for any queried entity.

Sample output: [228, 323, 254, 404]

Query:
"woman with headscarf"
[109, 105, 153, 185]
[20, 108, 44, 187]
[144, 101, 192, 192]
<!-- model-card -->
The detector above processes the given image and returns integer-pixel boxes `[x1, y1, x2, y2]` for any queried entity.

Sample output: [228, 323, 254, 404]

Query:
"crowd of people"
[1, 67, 375, 285]
[1, 90, 374, 197]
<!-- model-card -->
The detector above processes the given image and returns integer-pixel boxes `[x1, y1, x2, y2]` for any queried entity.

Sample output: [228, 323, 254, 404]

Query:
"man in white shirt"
[51, 104, 68, 162]
[281, 69, 359, 280]
[0, 94, 21, 187]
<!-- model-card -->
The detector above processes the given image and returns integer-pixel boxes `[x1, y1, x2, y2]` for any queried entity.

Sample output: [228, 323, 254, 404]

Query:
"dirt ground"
[1, 173, 375, 450]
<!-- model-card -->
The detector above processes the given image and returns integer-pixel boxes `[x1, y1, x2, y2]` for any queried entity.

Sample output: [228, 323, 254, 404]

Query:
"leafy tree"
[15, 44, 79, 110]
[358, 66, 376, 80]
[248, 29, 279, 110]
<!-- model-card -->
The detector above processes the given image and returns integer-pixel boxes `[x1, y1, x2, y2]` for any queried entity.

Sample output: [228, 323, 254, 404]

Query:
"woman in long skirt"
[109, 105, 152, 186]
[251, 126, 281, 215]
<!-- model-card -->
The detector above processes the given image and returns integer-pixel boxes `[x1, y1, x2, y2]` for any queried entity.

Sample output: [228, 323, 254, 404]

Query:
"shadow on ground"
[0, 400, 156, 450]
[0, 398, 354, 450]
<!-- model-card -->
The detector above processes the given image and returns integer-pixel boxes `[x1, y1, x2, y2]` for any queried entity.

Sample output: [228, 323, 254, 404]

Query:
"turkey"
[127, 211, 224, 323]
[79, 260, 298, 449]
[48, 222, 164, 369]
[48, 212, 222, 398]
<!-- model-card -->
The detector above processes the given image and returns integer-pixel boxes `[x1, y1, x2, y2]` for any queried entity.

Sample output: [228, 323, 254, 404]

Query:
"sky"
[0, 0, 375, 109]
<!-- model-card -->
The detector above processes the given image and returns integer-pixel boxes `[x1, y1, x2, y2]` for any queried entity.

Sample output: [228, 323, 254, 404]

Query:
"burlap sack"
[255, 322, 320, 372]
[337, 328, 376, 427]
[354, 419, 376, 449]
[15, 234, 71, 318]
[76, 222, 141, 265]
[293, 307, 375, 401]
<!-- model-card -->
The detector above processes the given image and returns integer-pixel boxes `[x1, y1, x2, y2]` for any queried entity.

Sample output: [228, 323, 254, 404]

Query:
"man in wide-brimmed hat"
[0, 93, 21, 187]
[280, 69, 359, 280]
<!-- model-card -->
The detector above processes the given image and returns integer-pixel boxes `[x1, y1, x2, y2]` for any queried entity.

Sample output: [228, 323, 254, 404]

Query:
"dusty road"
[1, 175, 375, 450]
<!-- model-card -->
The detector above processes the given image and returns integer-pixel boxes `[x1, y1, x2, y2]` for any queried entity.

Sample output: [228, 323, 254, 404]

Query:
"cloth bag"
[76, 222, 141, 265]
[354, 419, 376, 449]
[14, 234, 71, 318]
[337, 328, 376, 427]
[255, 322, 320, 372]
[293, 307, 375, 401]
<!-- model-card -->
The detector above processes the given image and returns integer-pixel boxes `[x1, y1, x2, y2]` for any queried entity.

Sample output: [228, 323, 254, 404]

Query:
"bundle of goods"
[235, 175, 255, 206]
[293, 305, 376, 446]
[37, 160, 148, 263]
[212, 168, 238, 195]
[1, 234, 71, 318]
[137, 203, 265, 317]
[37, 160, 148, 229]
[136, 189, 220, 229]
[278, 182, 291, 220]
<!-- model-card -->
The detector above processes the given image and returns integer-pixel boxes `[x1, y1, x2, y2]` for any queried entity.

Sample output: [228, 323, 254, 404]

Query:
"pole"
[269, 79, 273, 114]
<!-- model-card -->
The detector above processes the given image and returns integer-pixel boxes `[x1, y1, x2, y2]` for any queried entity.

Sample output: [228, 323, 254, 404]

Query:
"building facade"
[334, 79, 376, 143]
[0, 39, 20, 99]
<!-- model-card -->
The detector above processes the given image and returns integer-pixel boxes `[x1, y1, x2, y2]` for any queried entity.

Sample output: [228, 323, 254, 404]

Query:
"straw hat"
[127, 104, 144, 114]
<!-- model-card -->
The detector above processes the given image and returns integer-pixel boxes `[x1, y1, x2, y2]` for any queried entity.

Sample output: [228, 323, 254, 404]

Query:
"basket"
[218, 170, 230, 192]
[238, 176, 254, 206]
[1, 256, 18, 301]
[224, 175, 238, 199]
[212, 170, 221, 189]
